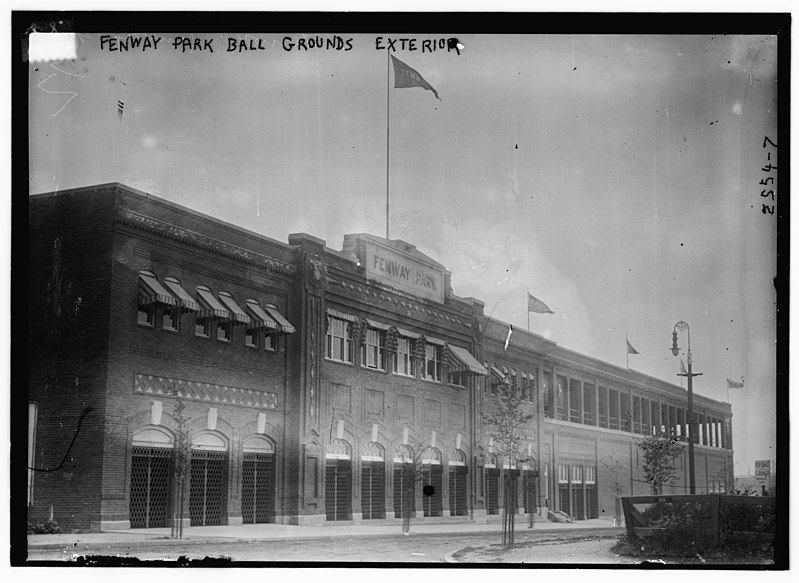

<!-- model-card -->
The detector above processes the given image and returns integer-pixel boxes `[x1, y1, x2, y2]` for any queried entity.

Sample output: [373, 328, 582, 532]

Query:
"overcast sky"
[28, 32, 778, 474]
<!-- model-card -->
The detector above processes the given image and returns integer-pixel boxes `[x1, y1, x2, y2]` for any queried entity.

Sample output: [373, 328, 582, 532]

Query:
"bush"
[27, 520, 62, 534]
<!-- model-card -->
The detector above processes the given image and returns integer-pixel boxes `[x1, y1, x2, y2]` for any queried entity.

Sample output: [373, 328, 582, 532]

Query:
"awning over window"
[263, 305, 295, 334]
[446, 345, 488, 375]
[326, 308, 358, 322]
[365, 318, 391, 331]
[139, 272, 177, 307]
[245, 300, 280, 331]
[395, 327, 421, 339]
[490, 365, 509, 384]
[163, 278, 199, 312]
[218, 293, 251, 325]
[196, 287, 230, 320]
[426, 336, 446, 347]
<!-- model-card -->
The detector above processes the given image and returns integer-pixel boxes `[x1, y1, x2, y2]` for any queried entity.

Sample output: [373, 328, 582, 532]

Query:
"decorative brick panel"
[134, 373, 278, 409]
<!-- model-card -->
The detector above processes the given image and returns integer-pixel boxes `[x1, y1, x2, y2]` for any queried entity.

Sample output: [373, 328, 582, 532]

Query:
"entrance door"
[486, 468, 500, 515]
[130, 446, 172, 528]
[241, 451, 275, 524]
[448, 465, 468, 516]
[522, 471, 537, 514]
[189, 450, 228, 526]
[393, 462, 415, 519]
[325, 458, 352, 521]
[361, 461, 386, 519]
[422, 464, 443, 517]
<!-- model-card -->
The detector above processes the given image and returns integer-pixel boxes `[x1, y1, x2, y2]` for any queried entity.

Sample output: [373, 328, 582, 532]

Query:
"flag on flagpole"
[726, 378, 744, 389]
[626, 338, 639, 355]
[504, 325, 513, 351]
[527, 292, 554, 314]
[680, 359, 688, 376]
[390, 54, 440, 100]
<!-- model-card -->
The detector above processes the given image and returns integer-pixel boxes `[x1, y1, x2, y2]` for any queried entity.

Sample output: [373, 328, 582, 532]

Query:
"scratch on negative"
[37, 69, 78, 118]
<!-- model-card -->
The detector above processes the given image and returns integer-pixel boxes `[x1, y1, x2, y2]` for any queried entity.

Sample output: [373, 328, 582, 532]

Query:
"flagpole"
[626, 333, 629, 369]
[386, 52, 391, 240]
[527, 290, 530, 332]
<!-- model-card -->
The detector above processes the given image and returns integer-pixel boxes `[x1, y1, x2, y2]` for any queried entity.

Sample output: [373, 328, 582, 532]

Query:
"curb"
[443, 549, 460, 564]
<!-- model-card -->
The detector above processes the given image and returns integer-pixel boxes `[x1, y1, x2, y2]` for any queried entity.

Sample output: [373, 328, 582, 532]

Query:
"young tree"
[169, 397, 192, 539]
[639, 435, 683, 495]
[483, 381, 535, 547]
[394, 434, 431, 535]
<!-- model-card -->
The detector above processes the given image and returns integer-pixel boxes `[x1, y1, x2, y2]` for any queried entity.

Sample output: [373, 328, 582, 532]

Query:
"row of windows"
[137, 271, 294, 351]
[557, 464, 597, 484]
[325, 313, 482, 386]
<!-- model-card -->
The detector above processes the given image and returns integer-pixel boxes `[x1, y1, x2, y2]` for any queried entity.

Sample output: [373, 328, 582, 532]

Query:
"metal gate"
[559, 484, 570, 515]
[241, 452, 274, 524]
[422, 464, 443, 517]
[325, 459, 352, 521]
[448, 465, 468, 516]
[189, 450, 228, 526]
[523, 471, 537, 514]
[393, 463, 415, 519]
[361, 461, 385, 519]
[130, 446, 172, 528]
[486, 468, 500, 515]
[572, 484, 585, 520]
[585, 484, 597, 519]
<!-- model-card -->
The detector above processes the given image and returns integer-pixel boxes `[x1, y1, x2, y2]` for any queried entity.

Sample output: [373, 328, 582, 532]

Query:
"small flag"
[527, 292, 554, 314]
[727, 378, 744, 389]
[390, 54, 440, 100]
[680, 360, 688, 375]
[626, 338, 639, 355]
[504, 325, 513, 351]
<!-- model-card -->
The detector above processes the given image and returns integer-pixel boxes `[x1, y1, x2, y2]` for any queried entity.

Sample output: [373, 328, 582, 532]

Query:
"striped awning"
[263, 304, 296, 334]
[326, 308, 358, 322]
[446, 345, 488, 375]
[163, 278, 199, 312]
[365, 318, 391, 331]
[139, 272, 177, 307]
[245, 300, 280, 331]
[218, 293, 251, 325]
[395, 327, 421, 339]
[196, 287, 230, 320]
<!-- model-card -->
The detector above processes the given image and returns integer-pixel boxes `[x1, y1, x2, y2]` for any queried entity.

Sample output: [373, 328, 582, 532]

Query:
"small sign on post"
[755, 460, 770, 485]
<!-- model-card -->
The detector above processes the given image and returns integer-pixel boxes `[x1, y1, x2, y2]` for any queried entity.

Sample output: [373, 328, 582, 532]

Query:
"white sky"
[27, 28, 778, 475]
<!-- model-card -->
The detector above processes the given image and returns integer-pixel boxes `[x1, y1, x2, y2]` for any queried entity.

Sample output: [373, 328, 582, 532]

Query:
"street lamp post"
[672, 321, 702, 495]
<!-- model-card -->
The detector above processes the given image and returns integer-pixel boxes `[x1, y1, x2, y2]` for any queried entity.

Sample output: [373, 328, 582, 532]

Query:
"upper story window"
[326, 315, 353, 363]
[393, 336, 415, 376]
[422, 342, 442, 382]
[138, 270, 177, 327]
[362, 328, 386, 370]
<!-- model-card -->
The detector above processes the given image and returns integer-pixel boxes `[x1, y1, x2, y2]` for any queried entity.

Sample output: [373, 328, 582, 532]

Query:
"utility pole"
[672, 321, 702, 495]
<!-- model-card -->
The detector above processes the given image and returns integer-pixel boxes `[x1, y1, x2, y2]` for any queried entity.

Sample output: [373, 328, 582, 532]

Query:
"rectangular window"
[218, 321, 231, 342]
[162, 306, 180, 332]
[558, 464, 569, 483]
[326, 317, 353, 363]
[448, 370, 466, 387]
[245, 329, 259, 348]
[423, 343, 441, 382]
[138, 305, 155, 327]
[572, 465, 583, 483]
[544, 371, 554, 418]
[393, 337, 414, 376]
[264, 333, 277, 352]
[195, 318, 211, 338]
[362, 328, 385, 370]
[585, 466, 596, 484]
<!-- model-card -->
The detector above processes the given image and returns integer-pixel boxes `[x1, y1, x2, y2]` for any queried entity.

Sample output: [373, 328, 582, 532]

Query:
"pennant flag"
[626, 338, 639, 355]
[680, 359, 688, 375]
[527, 292, 554, 314]
[391, 54, 440, 100]
[504, 325, 513, 351]
[727, 378, 744, 389]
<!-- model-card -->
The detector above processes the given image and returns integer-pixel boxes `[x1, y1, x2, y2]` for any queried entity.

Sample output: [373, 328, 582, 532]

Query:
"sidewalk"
[28, 517, 623, 551]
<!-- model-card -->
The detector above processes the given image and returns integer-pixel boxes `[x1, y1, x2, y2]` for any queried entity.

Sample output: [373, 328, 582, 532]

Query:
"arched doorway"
[486, 454, 499, 515]
[130, 427, 173, 529]
[393, 445, 415, 521]
[190, 432, 229, 526]
[421, 447, 443, 517]
[325, 439, 352, 521]
[448, 450, 468, 517]
[360, 442, 386, 520]
[241, 436, 275, 524]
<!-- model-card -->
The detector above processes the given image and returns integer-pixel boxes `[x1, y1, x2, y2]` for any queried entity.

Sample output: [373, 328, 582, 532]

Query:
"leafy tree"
[639, 435, 683, 495]
[483, 381, 535, 547]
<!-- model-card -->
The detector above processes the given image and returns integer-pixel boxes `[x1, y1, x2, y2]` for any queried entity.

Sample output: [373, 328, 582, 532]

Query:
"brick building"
[27, 183, 734, 531]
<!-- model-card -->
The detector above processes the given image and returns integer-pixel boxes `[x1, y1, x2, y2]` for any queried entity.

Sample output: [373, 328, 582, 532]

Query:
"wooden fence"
[622, 494, 775, 545]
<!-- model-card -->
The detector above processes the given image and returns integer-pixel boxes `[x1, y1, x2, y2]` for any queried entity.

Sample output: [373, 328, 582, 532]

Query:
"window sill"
[325, 357, 354, 366]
